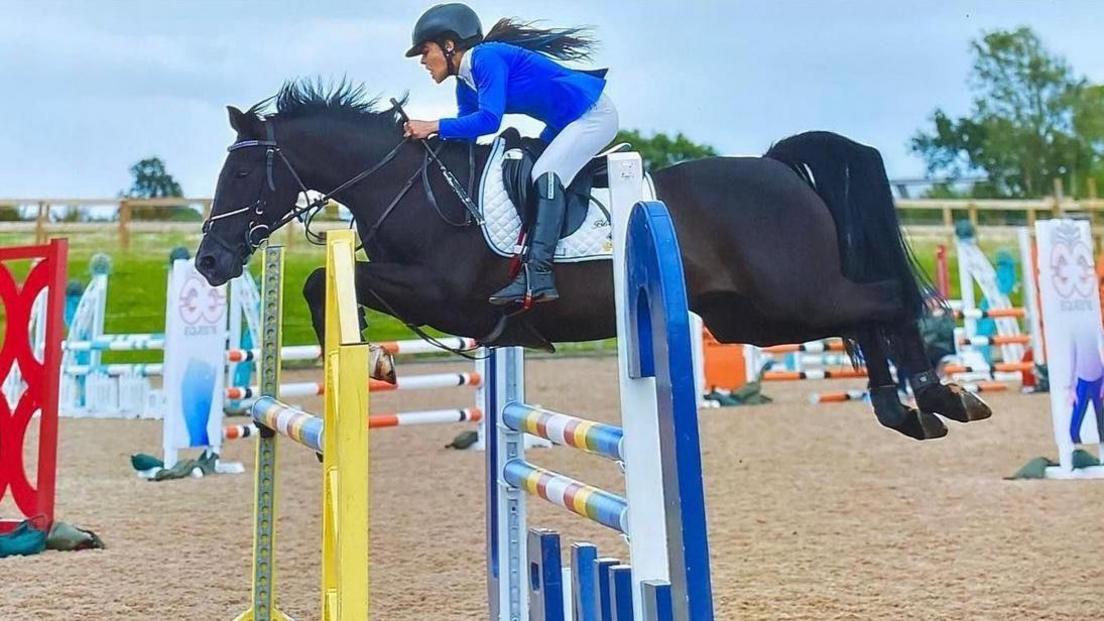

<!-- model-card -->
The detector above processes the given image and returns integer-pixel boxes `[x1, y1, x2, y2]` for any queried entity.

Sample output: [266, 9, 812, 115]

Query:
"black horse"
[196, 81, 991, 441]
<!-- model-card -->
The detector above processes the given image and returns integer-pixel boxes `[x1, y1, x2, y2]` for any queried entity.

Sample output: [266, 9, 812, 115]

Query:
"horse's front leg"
[303, 261, 450, 338]
[302, 261, 476, 380]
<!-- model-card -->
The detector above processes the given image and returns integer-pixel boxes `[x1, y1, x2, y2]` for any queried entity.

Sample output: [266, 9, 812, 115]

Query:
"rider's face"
[419, 41, 453, 84]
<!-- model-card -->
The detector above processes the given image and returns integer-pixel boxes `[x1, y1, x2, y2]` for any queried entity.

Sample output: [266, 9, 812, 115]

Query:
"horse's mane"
[245, 78, 407, 128]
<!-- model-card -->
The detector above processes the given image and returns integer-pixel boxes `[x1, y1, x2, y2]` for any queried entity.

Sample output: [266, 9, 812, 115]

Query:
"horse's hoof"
[898, 409, 949, 440]
[870, 385, 948, 440]
[947, 383, 993, 421]
[916, 382, 992, 423]
[881, 403, 949, 441]
[370, 345, 396, 384]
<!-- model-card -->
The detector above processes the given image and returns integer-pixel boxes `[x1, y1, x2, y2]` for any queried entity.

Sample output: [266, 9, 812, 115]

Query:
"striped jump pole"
[953, 307, 1026, 320]
[759, 339, 846, 354]
[223, 423, 258, 440]
[63, 363, 164, 376]
[502, 402, 623, 461]
[762, 368, 867, 381]
[958, 334, 1031, 347]
[812, 381, 1009, 404]
[226, 344, 322, 363]
[252, 396, 325, 452]
[502, 460, 629, 533]
[963, 381, 1010, 393]
[810, 389, 870, 404]
[227, 338, 478, 363]
[378, 336, 478, 355]
[942, 361, 1034, 374]
[62, 334, 166, 351]
[793, 353, 851, 367]
[369, 408, 482, 428]
[225, 372, 481, 400]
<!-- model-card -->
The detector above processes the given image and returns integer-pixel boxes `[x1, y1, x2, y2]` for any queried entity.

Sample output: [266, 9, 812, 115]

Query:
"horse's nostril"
[198, 255, 216, 271]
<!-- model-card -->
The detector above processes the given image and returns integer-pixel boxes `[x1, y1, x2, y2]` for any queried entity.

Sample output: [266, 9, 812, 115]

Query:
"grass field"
[1, 227, 1026, 361]
[0, 229, 423, 364]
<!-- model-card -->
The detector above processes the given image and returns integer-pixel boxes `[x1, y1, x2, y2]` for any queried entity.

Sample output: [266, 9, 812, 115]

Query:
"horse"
[195, 81, 991, 441]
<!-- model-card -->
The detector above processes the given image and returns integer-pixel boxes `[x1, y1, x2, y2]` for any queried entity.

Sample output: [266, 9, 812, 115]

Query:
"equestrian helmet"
[405, 3, 483, 57]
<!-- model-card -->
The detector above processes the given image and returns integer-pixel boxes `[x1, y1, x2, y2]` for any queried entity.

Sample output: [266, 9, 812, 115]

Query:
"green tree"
[0, 205, 22, 221]
[911, 27, 1104, 198]
[125, 157, 183, 198]
[121, 157, 197, 221]
[614, 129, 718, 172]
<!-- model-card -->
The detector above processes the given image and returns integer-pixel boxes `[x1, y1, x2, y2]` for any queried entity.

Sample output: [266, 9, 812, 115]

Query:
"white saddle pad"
[477, 136, 656, 263]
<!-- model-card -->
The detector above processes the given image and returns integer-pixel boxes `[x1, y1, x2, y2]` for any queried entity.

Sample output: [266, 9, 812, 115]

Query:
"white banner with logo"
[1034, 219, 1104, 477]
[161, 259, 228, 468]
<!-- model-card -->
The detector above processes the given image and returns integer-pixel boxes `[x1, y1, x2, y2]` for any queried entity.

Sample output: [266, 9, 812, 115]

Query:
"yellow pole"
[321, 229, 370, 621]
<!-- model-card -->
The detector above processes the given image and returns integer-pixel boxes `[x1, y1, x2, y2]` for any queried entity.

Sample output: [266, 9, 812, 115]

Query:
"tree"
[121, 157, 198, 221]
[614, 129, 718, 172]
[125, 157, 183, 199]
[0, 205, 21, 222]
[911, 27, 1104, 198]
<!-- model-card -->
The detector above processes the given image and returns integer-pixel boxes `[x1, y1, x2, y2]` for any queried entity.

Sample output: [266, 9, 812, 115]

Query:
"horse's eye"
[235, 169, 250, 178]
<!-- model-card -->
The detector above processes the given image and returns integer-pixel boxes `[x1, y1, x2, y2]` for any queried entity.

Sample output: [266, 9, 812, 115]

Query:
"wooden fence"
[0, 197, 343, 250]
[3, 179, 1103, 248]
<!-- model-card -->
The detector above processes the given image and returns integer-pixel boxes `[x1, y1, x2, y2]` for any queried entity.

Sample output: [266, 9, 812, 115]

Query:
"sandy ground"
[2, 356, 1103, 621]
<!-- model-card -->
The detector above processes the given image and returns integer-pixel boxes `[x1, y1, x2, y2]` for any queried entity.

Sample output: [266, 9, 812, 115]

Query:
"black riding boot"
[489, 172, 567, 306]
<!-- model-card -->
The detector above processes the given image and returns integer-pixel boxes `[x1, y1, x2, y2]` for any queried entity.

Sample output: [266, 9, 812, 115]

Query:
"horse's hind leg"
[856, 327, 947, 440]
[825, 279, 906, 326]
[886, 320, 993, 424]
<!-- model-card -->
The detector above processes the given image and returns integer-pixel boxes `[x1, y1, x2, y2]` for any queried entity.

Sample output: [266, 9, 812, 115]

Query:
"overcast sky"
[1, 0, 1101, 198]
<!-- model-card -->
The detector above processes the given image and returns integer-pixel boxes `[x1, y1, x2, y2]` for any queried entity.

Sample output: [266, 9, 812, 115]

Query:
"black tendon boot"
[489, 172, 567, 305]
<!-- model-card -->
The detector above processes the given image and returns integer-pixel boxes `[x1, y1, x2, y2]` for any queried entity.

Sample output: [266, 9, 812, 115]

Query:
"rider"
[403, 3, 619, 306]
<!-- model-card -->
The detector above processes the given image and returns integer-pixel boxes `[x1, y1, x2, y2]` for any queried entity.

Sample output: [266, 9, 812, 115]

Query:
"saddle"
[475, 125, 637, 352]
[497, 127, 630, 240]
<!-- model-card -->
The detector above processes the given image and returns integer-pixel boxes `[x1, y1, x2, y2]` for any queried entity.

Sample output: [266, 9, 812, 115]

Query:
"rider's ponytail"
[483, 18, 597, 61]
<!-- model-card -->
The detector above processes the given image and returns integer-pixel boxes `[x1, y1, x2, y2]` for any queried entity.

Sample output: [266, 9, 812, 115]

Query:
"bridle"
[203, 103, 483, 254]
[201, 103, 489, 360]
[202, 121, 408, 251]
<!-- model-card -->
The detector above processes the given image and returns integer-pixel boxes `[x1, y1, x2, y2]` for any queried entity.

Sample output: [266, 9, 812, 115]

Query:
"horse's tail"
[764, 131, 938, 322]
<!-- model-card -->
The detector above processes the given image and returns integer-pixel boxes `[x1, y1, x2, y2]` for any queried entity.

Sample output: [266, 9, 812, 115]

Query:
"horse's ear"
[227, 106, 257, 135]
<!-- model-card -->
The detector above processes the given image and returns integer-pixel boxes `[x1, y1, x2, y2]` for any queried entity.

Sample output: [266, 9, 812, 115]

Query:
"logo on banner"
[178, 274, 227, 331]
[1046, 222, 1094, 309]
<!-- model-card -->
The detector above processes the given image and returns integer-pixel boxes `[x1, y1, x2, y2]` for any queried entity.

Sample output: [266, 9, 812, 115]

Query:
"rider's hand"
[403, 120, 438, 140]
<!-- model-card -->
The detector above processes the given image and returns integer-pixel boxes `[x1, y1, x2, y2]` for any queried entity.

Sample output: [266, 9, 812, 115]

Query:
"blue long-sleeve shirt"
[438, 42, 606, 143]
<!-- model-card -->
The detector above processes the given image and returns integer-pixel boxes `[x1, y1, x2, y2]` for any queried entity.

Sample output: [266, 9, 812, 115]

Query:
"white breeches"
[531, 93, 620, 186]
